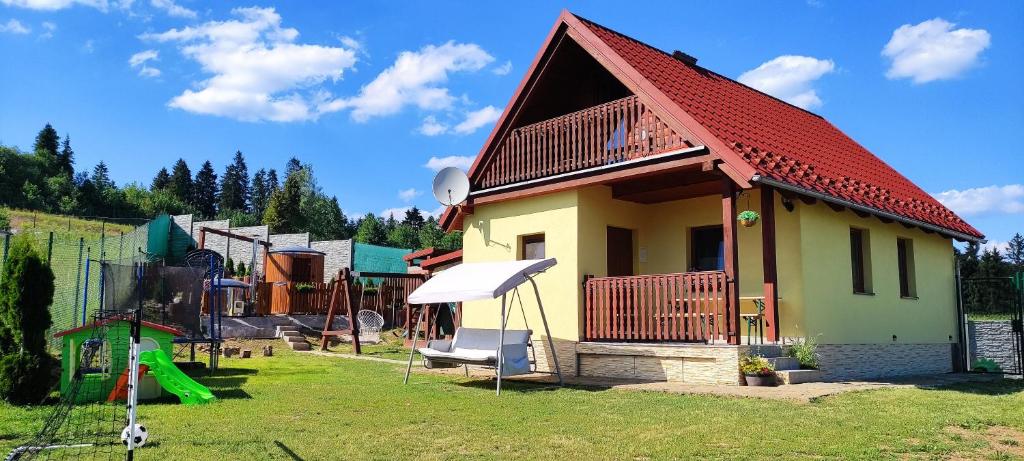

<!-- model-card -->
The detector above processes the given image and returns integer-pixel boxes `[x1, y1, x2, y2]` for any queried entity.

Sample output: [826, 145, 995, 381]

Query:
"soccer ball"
[120, 424, 148, 447]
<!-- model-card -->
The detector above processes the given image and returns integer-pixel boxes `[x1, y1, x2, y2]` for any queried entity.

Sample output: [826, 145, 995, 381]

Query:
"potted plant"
[740, 355, 776, 386]
[294, 282, 315, 294]
[737, 210, 760, 227]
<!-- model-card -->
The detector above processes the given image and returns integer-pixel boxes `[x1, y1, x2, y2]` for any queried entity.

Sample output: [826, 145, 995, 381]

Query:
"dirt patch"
[945, 425, 1024, 459]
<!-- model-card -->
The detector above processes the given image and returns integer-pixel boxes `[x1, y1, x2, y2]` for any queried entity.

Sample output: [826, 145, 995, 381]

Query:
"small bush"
[295, 283, 315, 293]
[0, 352, 56, 404]
[740, 355, 774, 376]
[787, 336, 820, 369]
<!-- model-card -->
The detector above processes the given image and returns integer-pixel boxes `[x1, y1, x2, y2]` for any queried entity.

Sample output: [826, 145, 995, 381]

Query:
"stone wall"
[269, 233, 310, 249]
[191, 219, 230, 260]
[225, 225, 269, 273]
[171, 214, 193, 236]
[311, 239, 352, 282]
[967, 320, 1021, 372]
[815, 343, 953, 381]
[575, 343, 750, 385]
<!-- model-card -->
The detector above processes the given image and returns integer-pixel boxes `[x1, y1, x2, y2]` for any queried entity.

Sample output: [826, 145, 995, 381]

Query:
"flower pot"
[739, 217, 758, 227]
[744, 373, 777, 386]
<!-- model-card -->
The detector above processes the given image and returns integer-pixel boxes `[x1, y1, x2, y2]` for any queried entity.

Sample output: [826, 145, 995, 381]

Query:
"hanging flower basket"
[738, 210, 760, 227]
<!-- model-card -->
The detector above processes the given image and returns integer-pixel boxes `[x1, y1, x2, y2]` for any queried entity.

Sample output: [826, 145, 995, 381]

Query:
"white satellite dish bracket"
[432, 167, 470, 207]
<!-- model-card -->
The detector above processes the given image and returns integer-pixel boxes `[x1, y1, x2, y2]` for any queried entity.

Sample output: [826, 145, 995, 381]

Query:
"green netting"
[166, 218, 195, 265]
[144, 214, 171, 262]
[0, 221, 152, 352]
[352, 242, 412, 274]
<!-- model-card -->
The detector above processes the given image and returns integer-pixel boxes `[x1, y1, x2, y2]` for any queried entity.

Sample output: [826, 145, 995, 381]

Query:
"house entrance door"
[606, 227, 634, 277]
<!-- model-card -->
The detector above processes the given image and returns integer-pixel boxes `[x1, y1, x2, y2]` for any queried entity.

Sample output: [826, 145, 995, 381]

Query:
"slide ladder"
[138, 349, 215, 405]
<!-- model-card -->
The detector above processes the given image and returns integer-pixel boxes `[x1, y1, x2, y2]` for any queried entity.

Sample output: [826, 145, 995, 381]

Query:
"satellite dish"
[432, 167, 470, 206]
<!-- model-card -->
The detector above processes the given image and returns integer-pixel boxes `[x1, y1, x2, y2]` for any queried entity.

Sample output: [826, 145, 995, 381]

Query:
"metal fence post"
[46, 231, 54, 264]
[73, 237, 84, 328]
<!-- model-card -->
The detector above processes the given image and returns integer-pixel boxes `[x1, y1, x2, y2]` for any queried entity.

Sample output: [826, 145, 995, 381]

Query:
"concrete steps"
[767, 357, 801, 371]
[277, 325, 311, 351]
[775, 369, 823, 385]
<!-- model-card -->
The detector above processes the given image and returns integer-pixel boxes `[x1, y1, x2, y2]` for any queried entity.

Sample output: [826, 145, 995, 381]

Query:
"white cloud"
[454, 105, 500, 134]
[338, 35, 360, 50]
[141, 7, 358, 122]
[737, 55, 835, 109]
[380, 206, 412, 220]
[981, 240, 1010, 254]
[0, 19, 30, 34]
[81, 38, 94, 53]
[129, 49, 160, 77]
[418, 116, 448, 136]
[883, 18, 990, 84]
[398, 188, 421, 202]
[492, 60, 512, 75]
[150, 0, 195, 19]
[320, 41, 494, 122]
[39, 20, 55, 38]
[428, 206, 445, 218]
[424, 155, 473, 172]
[933, 184, 1024, 216]
[0, 0, 107, 11]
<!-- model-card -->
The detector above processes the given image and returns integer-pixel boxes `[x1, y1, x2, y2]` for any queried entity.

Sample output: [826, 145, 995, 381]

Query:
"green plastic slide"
[138, 349, 216, 405]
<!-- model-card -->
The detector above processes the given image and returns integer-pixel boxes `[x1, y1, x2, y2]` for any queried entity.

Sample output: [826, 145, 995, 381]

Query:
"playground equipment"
[139, 349, 215, 405]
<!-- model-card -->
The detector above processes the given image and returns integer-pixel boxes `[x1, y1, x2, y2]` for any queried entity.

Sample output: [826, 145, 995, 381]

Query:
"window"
[690, 226, 724, 272]
[897, 238, 916, 298]
[850, 228, 872, 294]
[521, 234, 545, 260]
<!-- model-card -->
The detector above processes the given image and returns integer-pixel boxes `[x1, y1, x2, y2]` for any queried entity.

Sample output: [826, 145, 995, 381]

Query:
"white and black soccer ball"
[120, 424, 148, 447]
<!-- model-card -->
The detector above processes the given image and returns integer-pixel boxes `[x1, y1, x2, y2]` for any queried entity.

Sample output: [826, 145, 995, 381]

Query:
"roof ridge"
[569, 12, 826, 119]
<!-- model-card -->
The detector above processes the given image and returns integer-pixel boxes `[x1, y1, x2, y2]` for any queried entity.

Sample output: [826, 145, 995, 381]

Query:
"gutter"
[469, 145, 709, 197]
[751, 175, 983, 243]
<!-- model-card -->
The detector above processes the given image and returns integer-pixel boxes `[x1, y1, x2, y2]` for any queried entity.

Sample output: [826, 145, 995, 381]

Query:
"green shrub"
[295, 283, 315, 293]
[0, 353, 56, 404]
[972, 357, 1001, 373]
[786, 336, 820, 369]
[740, 355, 774, 376]
[0, 236, 57, 404]
[0, 208, 10, 232]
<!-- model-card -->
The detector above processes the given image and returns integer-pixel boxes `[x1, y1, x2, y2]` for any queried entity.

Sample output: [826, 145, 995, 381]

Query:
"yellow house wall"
[460, 190, 582, 341]
[797, 201, 957, 344]
[576, 186, 806, 339]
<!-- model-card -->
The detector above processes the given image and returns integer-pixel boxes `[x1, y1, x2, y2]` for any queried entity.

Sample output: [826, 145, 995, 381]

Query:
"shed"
[265, 245, 325, 284]
[260, 246, 328, 315]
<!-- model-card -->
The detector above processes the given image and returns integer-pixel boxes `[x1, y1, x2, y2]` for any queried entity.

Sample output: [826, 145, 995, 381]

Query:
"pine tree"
[250, 168, 270, 217]
[91, 161, 113, 191]
[193, 161, 218, 219]
[418, 218, 445, 249]
[402, 206, 426, 230]
[0, 237, 56, 404]
[266, 168, 279, 193]
[151, 167, 171, 191]
[284, 157, 302, 178]
[958, 242, 981, 280]
[262, 169, 303, 233]
[32, 124, 59, 174]
[169, 158, 193, 205]
[57, 134, 75, 177]
[354, 214, 387, 245]
[219, 150, 249, 212]
[1007, 233, 1024, 272]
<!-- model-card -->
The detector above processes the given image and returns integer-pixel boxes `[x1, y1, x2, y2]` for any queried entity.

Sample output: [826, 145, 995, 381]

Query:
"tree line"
[0, 123, 461, 251]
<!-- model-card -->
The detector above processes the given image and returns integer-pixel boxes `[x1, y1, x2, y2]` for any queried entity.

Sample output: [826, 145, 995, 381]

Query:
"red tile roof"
[575, 15, 981, 239]
[54, 318, 184, 338]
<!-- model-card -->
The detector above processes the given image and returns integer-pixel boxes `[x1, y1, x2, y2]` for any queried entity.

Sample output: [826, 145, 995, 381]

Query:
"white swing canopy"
[403, 258, 562, 395]
[407, 258, 557, 304]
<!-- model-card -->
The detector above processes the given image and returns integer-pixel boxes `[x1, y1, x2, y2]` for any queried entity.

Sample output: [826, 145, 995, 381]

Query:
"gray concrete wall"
[192, 220, 230, 262]
[171, 214, 193, 236]
[968, 320, 1021, 373]
[226, 225, 269, 274]
[269, 233, 310, 249]
[311, 239, 352, 282]
[815, 343, 953, 381]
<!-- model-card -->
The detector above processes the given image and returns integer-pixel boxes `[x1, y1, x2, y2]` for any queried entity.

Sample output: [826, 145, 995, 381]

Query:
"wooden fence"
[583, 271, 733, 343]
[254, 273, 427, 319]
[478, 95, 688, 188]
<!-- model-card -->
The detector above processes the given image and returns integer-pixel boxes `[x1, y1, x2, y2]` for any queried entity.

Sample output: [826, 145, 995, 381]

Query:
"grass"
[2, 340, 1023, 460]
[3, 207, 135, 239]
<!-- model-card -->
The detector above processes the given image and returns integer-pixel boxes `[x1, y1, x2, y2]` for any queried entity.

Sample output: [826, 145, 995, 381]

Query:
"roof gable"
[447, 11, 981, 241]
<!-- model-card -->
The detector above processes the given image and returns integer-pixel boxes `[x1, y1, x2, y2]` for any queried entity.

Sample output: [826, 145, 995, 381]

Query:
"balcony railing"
[479, 95, 689, 188]
[583, 271, 735, 343]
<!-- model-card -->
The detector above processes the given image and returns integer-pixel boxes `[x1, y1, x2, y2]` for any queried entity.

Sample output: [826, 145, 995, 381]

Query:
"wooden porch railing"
[479, 95, 689, 188]
[584, 271, 734, 343]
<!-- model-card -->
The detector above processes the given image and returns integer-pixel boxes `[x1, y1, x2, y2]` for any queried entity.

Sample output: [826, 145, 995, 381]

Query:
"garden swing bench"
[403, 258, 563, 395]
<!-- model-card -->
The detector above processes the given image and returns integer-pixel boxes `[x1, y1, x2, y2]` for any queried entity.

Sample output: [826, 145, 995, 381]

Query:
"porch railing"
[583, 271, 734, 343]
[479, 95, 689, 188]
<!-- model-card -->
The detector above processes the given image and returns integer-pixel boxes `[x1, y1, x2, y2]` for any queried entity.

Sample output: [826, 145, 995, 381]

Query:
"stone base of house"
[814, 343, 954, 381]
[532, 340, 955, 385]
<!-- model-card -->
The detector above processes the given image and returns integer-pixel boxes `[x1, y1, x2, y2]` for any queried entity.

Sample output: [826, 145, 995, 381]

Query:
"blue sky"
[0, 1, 1021, 247]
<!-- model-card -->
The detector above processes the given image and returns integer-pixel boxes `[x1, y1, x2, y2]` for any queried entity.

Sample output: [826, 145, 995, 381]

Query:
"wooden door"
[606, 227, 634, 277]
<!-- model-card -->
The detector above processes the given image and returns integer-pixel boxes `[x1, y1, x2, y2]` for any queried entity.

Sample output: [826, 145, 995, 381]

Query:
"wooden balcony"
[583, 271, 738, 344]
[478, 95, 690, 189]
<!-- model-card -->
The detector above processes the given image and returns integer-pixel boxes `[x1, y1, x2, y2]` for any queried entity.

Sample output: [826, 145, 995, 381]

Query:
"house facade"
[441, 11, 982, 384]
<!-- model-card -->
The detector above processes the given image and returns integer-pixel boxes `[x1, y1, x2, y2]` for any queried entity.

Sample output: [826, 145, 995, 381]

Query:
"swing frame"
[402, 259, 563, 395]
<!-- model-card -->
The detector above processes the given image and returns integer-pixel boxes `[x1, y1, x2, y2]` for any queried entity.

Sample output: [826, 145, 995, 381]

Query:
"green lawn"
[2, 341, 1023, 460]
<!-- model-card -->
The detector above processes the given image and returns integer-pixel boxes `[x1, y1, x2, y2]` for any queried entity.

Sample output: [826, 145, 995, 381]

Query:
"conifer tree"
[57, 134, 75, 177]
[219, 150, 249, 212]
[250, 169, 270, 217]
[193, 161, 218, 219]
[151, 167, 171, 191]
[169, 158, 193, 205]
